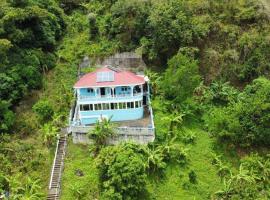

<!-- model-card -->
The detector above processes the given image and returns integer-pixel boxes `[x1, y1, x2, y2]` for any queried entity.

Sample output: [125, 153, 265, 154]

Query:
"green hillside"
[0, 0, 269, 199]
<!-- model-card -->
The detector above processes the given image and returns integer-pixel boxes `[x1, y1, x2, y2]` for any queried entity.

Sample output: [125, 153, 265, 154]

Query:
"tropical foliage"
[1, 0, 270, 199]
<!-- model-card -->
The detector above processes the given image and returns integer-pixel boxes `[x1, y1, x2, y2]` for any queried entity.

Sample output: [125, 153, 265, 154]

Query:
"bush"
[188, 170, 197, 184]
[0, 100, 15, 132]
[33, 100, 54, 122]
[205, 77, 270, 147]
[162, 53, 201, 104]
[97, 143, 147, 200]
[214, 154, 270, 199]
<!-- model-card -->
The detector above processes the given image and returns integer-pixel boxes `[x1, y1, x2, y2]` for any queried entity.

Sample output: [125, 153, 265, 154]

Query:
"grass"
[146, 126, 223, 200]
[60, 125, 225, 199]
[61, 139, 99, 200]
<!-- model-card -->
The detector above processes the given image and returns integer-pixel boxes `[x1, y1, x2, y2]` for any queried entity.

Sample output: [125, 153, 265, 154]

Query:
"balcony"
[78, 92, 143, 102]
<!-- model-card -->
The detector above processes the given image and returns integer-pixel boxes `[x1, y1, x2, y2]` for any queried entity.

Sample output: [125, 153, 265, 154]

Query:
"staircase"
[47, 129, 68, 200]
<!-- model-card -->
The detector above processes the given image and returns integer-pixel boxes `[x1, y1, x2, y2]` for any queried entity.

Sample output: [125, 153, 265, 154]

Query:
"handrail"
[49, 135, 60, 189]
[78, 93, 143, 100]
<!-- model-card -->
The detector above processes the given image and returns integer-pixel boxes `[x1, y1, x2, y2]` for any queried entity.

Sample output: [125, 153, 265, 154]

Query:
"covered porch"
[78, 85, 143, 100]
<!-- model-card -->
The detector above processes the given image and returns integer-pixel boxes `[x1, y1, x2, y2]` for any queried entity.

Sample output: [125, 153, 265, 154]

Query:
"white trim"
[81, 115, 100, 119]
[74, 82, 145, 89]
[78, 96, 143, 104]
[79, 100, 143, 112]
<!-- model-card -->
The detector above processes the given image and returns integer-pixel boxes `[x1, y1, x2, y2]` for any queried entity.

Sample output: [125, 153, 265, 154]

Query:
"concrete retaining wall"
[71, 126, 155, 145]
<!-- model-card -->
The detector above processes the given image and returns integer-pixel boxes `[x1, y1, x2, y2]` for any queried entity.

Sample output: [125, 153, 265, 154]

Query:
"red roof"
[74, 66, 145, 88]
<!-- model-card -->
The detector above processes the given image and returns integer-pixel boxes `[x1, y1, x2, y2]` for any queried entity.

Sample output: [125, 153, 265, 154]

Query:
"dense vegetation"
[0, 0, 66, 132]
[1, 0, 270, 199]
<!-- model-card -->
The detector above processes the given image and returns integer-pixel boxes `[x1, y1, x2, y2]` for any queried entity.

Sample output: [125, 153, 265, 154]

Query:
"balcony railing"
[78, 92, 143, 101]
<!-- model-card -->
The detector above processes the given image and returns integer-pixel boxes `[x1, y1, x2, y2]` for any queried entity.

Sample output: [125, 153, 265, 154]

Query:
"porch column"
[77, 89, 80, 97]
[130, 86, 134, 97]
[94, 88, 98, 97]
[140, 85, 143, 95]
[111, 87, 115, 97]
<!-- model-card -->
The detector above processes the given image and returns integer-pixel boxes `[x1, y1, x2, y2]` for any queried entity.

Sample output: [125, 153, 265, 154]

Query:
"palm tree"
[88, 117, 115, 154]
[230, 164, 256, 187]
[19, 178, 43, 200]
[211, 153, 231, 180]
[142, 146, 166, 173]
[257, 159, 270, 184]
[10, 178, 43, 200]
[214, 180, 233, 199]
[145, 70, 161, 96]
[70, 184, 86, 200]
[41, 123, 58, 147]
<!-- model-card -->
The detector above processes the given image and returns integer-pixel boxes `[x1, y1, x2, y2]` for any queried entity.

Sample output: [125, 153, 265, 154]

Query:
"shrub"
[88, 118, 115, 154]
[180, 128, 196, 144]
[162, 53, 201, 104]
[97, 143, 147, 200]
[214, 154, 270, 199]
[188, 170, 197, 184]
[41, 123, 58, 147]
[205, 77, 270, 147]
[33, 100, 54, 122]
[0, 100, 15, 132]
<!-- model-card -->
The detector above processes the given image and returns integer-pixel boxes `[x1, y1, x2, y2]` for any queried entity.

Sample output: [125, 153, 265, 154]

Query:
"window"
[119, 102, 127, 109]
[87, 88, 94, 93]
[138, 101, 141, 107]
[80, 104, 90, 111]
[96, 71, 115, 82]
[111, 103, 114, 110]
[102, 103, 110, 110]
[121, 86, 129, 91]
[119, 102, 124, 109]
[90, 104, 93, 111]
[94, 104, 102, 110]
[131, 102, 134, 108]
[111, 103, 118, 110]
[135, 101, 139, 108]
[127, 102, 131, 108]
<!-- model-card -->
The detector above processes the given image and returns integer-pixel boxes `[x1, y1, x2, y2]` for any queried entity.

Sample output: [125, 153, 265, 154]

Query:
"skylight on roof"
[96, 71, 115, 82]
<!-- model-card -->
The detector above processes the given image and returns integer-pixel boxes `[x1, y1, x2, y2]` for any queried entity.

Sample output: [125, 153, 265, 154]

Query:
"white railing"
[78, 93, 143, 100]
[49, 135, 60, 189]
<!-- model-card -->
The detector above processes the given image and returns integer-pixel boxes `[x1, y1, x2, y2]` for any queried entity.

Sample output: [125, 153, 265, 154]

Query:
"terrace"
[69, 103, 155, 144]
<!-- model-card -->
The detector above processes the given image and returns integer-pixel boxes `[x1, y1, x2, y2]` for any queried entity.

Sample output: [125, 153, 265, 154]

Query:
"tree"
[142, 146, 166, 173]
[163, 53, 201, 104]
[0, 100, 15, 132]
[88, 13, 98, 40]
[88, 117, 115, 154]
[140, 0, 210, 63]
[10, 177, 44, 200]
[32, 100, 54, 123]
[97, 143, 147, 200]
[205, 77, 270, 147]
[40, 123, 58, 147]
[108, 0, 150, 50]
[145, 70, 161, 97]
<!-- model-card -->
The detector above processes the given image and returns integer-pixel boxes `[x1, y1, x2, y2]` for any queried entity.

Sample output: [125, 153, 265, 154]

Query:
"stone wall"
[71, 126, 155, 145]
[97, 52, 146, 72]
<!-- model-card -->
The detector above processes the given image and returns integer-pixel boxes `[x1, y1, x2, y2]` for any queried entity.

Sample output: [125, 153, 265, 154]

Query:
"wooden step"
[47, 131, 68, 200]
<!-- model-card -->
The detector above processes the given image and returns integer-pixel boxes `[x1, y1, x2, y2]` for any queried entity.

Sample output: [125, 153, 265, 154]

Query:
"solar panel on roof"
[96, 71, 115, 82]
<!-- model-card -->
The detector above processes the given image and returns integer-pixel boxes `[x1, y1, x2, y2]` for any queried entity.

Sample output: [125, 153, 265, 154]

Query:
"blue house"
[72, 66, 150, 126]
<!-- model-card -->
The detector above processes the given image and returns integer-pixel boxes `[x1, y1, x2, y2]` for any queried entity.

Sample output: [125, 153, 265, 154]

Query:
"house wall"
[79, 107, 144, 125]
[115, 86, 132, 96]
[79, 86, 138, 97]
[79, 88, 96, 96]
